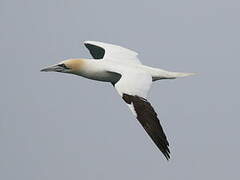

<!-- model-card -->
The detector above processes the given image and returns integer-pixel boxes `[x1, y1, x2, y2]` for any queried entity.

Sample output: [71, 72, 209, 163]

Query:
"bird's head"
[40, 59, 85, 75]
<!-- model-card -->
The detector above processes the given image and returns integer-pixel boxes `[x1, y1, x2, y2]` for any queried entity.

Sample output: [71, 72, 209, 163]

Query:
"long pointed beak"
[40, 64, 64, 72]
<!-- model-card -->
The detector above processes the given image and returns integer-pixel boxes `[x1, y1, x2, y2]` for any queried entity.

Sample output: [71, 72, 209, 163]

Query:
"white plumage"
[41, 41, 195, 160]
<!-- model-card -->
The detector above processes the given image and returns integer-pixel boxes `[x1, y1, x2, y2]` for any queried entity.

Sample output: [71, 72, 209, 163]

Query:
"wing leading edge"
[84, 41, 142, 64]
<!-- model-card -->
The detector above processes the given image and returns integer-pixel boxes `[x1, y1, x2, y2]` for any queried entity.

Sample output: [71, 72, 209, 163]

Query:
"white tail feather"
[153, 70, 196, 81]
[168, 72, 196, 78]
[142, 66, 196, 81]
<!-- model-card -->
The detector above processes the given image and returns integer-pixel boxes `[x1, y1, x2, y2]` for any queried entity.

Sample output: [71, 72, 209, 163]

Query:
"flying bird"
[41, 41, 194, 160]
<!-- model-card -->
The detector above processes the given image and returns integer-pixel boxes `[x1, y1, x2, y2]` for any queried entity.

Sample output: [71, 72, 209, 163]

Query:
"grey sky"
[0, 0, 239, 179]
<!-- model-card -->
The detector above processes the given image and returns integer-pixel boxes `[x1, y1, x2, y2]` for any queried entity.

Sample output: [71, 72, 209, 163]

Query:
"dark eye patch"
[58, 63, 70, 69]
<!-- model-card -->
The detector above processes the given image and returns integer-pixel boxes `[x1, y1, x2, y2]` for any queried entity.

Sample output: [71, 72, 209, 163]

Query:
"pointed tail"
[167, 72, 196, 78]
[152, 69, 196, 81]
[144, 66, 196, 81]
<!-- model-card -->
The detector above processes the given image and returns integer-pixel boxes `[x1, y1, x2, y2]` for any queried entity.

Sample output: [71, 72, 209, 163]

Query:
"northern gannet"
[41, 41, 194, 160]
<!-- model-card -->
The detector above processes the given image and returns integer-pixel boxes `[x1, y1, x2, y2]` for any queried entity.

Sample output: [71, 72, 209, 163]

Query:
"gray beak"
[40, 64, 64, 72]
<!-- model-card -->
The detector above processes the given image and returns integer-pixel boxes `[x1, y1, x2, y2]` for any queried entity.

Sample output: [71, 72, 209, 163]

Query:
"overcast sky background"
[0, 0, 240, 179]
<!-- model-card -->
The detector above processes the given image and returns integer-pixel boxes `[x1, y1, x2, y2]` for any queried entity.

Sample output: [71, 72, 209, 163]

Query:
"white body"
[41, 41, 195, 160]
[72, 58, 192, 82]
[70, 58, 193, 98]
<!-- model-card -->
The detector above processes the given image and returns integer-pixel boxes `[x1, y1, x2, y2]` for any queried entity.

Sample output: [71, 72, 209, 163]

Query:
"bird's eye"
[58, 63, 69, 69]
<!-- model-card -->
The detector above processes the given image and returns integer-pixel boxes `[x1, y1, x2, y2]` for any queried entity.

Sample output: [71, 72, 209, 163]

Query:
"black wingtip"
[84, 43, 105, 59]
[164, 150, 171, 161]
[158, 142, 170, 160]
[122, 94, 171, 161]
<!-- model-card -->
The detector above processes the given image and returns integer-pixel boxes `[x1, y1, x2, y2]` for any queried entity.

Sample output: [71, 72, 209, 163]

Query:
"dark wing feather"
[122, 94, 170, 160]
[84, 43, 105, 59]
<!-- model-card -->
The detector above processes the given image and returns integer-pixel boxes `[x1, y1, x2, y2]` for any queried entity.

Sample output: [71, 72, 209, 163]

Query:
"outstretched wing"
[84, 41, 142, 64]
[114, 70, 170, 160]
